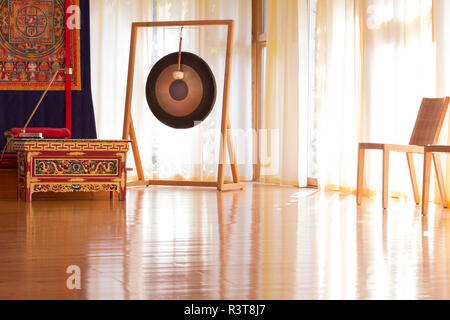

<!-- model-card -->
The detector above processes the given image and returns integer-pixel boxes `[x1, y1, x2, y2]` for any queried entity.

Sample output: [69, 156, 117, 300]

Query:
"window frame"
[252, 0, 267, 181]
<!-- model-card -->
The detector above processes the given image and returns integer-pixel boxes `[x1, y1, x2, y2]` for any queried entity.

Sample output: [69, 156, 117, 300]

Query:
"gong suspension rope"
[178, 27, 184, 73]
[163, 26, 200, 80]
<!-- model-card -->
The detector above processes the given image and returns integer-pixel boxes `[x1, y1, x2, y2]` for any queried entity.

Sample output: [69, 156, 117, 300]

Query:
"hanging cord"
[21, 69, 62, 134]
[173, 27, 185, 80]
[178, 27, 183, 72]
[0, 143, 9, 166]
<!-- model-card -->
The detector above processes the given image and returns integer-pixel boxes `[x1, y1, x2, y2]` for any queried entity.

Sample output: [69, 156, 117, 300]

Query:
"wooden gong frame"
[122, 20, 244, 191]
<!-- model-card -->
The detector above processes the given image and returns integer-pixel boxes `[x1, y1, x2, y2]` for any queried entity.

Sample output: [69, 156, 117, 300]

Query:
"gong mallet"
[20, 68, 73, 138]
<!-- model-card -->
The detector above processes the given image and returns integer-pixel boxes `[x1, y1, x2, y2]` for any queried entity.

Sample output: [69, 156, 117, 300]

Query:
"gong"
[146, 51, 217, 129]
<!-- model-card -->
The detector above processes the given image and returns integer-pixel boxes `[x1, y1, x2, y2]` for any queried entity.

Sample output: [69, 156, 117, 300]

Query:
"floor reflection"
[0, 184, 450, 299]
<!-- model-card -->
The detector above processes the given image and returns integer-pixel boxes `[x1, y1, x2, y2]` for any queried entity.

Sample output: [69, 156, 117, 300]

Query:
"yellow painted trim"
[259, 177, 299, 186]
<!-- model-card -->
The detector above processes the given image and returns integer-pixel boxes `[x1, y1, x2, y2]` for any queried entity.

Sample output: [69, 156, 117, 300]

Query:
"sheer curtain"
[362, 0, 436, 199]
[90, 0, 253, 181]
[90, 0, 153, 141]
[314, 0, 441, 201]
[314, 0, 364, 192]
[260, 0, 309, 187]
[434, 0, 450, 203]
[90, 0, 155, 178]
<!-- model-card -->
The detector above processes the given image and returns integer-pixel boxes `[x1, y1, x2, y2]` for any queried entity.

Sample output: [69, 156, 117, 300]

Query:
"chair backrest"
[409, 97, 450, 146]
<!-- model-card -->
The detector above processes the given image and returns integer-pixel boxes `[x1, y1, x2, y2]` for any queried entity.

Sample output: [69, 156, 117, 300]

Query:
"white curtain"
[363, 0, 436, 198]
[314, 0, 364, 192]
[90, 0, 155, 178]
[90, 0, 153, 140]
[313, 0, 442, 200]
[90, 0, 253, 181]
[434, 0, 450, 203]
[260, 0, 309, 187]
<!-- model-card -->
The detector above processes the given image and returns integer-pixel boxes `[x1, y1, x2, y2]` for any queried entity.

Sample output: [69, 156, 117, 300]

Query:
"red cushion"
[10, 128, 71, 139]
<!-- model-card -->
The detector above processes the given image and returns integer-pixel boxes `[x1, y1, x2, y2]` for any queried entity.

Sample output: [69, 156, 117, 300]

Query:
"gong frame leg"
[216, 20, 244, 192]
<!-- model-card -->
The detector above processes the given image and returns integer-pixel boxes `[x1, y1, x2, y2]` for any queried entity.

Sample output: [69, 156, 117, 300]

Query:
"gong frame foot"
[127, 179, 245, 192]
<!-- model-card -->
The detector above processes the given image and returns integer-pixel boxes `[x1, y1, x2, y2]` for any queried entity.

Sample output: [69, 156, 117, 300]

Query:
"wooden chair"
[357, 97, 450, 209]
[422, 144, 450, 215]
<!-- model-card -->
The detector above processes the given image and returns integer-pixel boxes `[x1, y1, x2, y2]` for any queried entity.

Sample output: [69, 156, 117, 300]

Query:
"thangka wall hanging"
[0, 0, 81, 90]
[0, 0, 96, 151]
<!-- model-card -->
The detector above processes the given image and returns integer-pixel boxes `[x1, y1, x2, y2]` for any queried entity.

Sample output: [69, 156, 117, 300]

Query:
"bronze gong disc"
[146, 51, 217, 129]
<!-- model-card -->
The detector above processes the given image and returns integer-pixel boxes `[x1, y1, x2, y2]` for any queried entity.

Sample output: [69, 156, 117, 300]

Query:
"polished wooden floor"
[0, 183, 450, 300]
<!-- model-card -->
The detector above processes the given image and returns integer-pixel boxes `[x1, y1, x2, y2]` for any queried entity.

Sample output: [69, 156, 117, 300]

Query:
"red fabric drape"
[65, 0, 72, 135]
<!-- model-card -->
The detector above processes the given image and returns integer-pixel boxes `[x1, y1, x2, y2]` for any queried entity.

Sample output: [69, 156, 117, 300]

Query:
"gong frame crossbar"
[122, 20, 244, 191]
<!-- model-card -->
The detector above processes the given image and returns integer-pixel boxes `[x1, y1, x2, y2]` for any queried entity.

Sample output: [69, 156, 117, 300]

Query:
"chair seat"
[424, 145, 450, 152]
[9, 128, 71, 139]
[359, 143, 424, 153]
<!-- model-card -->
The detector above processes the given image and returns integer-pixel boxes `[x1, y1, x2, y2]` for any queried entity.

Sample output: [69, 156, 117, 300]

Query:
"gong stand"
[122, 20, 244, 191]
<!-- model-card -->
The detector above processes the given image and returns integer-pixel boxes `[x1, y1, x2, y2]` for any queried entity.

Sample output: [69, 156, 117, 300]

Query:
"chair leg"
[406, 153, 420, 205]
[382, 149, 390, 209]
[432, 153, 448, 208]
[357, 146, 365, 205]
[422, 151, 432, 216]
